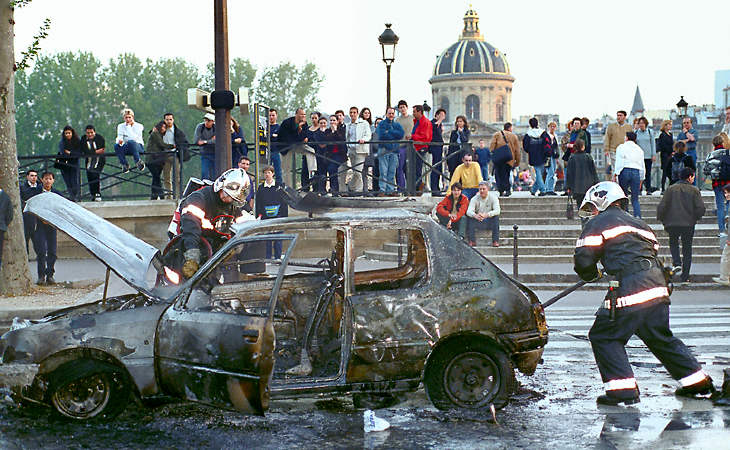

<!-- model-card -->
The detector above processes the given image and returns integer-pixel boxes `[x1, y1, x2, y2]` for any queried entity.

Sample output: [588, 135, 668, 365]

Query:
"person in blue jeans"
[375, 107, 405, 194]
[114, 108, 145, 173]
[267, 109, 283, 184]
[474, 139, 490, 185]
[614, 132, 645, 218]
[678, 117, 698, 185]
[194, 113, 216, 180]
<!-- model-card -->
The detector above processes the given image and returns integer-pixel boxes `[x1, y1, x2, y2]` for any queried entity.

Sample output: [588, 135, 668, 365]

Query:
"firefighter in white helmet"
[574, 181, 715, 405]
[180, 168, 250, 278]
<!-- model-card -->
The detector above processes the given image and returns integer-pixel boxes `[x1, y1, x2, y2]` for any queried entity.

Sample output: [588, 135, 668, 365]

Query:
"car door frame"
[154, 233, 297, 415]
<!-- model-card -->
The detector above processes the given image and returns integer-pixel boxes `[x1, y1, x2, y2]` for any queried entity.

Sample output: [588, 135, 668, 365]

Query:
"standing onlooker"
[678, 117, 698, 184]
[146, 121, 175, 200]
[254, 166, 288, 260]
[57, 125, 81, 201]
[323, 115, 346, 194]
[523, 117, 547, 196]
[635, 117, 656, 194]
[604, 110, 632, 180]
[80, 125, 105, 202]
[237, 155, 255, 209]
[34, 172, 61, 285]
[279, 108, 310, 189]
[448, 152, 482, 199]
[345, 106, 372, 193]
[359, 108, 378, 193]
[310, 116, 329, 193]
[465, 180, 500, 247]
[657, 168, 705, 283]
[614, 132, 645, 218]
[668, 141, 695, 185]
[489, 122, 521, 197]
[194, 113, 216, 180]
[375, 107, 405, 195]
[447, 116, 470, 178]
[542, 121, 559, 195]
[712, 184, 730, 286]
[231, 117, 246, 164]
[706, 134, 730, 234]
[114, 108, 145, 173]
[410, 104, 433, 192]
[268, 109, 282, 184]
[162, 113, 189, 199]
[656, 120, 674, 193]
[581, 117, 592, 154]
[429, 109, 446, 194]
[394, 100, 412, 191]
[306, 112, 322, 192]
[435, 182, 468, 237]
[562, 118, 587, 183]
[19, 170, 41, 253]
[0, 186, 12, 274]
[474, 139, 490, 187]
[565, 139, 598, 223]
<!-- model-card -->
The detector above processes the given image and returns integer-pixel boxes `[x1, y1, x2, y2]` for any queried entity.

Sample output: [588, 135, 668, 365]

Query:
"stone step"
[479, 254, 721, 264]
[516, 273, 719, 283]
[474, 236, 722, 247]
[498, 227, 721, 238]
[497, 210, 719, 220]
[497, 217, 717, 226]
[524, 282, 728, 292]
[476, 245, 723, 256]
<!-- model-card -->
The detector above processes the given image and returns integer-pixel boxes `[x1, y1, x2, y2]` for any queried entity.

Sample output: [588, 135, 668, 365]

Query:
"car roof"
[232, 208, 428, 235]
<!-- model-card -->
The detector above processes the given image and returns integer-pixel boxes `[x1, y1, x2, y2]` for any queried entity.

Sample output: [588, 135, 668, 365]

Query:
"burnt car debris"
[0, 192, 548, 420]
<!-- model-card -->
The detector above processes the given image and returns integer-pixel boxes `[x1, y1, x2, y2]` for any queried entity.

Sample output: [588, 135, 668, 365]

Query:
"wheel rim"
[443, 351, 500, 408]
[52, 373, 112, 419]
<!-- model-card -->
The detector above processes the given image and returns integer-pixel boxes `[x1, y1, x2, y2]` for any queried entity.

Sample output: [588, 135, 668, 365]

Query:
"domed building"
[429, 8, 514, 129]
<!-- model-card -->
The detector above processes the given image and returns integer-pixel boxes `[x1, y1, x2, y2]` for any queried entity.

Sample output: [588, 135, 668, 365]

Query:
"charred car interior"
[0, 193, 548, 420]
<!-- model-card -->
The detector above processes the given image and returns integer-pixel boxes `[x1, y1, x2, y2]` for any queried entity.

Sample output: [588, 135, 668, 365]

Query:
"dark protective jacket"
[574, 206, 668, 309]
[566, 152, 598, 196]
[179, 185, 240, 253]
[656, 180, 705, 228]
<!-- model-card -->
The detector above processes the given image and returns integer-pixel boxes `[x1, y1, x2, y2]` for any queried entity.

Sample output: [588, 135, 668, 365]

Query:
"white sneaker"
[363, 409, 390, 432]
[93, 194, 102, 202]
[712, 277, 730, 286]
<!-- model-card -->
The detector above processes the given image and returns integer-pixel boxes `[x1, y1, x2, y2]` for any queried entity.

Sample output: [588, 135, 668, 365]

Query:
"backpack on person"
[704, 149, 730, 181]
[671, 154, 687, 182]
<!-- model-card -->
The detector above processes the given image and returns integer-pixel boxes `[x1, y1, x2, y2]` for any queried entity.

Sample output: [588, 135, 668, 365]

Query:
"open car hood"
[25, 192, 160, 297]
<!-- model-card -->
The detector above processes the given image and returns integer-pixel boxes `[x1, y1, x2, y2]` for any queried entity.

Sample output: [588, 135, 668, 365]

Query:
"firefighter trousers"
[588, 300, 702, 388]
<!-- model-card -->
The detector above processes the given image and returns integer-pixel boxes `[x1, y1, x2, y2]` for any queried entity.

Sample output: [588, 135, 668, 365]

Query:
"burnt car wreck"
[0, 192, 548, 420]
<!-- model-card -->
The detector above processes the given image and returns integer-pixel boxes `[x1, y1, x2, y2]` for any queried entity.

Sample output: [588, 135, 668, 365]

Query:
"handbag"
[492, 131, 512, 165]
[566, 196, 574, 220]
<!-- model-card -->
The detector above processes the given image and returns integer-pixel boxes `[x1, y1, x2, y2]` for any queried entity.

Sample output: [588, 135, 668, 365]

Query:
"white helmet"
[213, 168, 250, 204]
[578, 181, 627, 218]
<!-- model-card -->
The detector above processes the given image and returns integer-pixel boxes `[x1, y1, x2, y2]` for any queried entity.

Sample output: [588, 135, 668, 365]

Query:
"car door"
[155, 234, 297, 415]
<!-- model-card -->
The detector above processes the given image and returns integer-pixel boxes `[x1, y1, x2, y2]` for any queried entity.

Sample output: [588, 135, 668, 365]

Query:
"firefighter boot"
[712, 368, 730, 407]
[597, 388, 640, 406]
[675, 376, 715, 398]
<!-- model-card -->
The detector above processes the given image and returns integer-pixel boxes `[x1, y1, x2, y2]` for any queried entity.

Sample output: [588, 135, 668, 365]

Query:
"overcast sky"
[13, 0, 730, 122]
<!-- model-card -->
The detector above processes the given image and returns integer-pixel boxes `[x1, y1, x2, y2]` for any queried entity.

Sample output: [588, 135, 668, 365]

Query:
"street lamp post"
[378, 24, 399, 109]
[676, 96, 688, 118]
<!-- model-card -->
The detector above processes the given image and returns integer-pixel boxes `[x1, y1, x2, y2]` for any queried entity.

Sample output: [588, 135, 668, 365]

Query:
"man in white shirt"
[345, 106, 372, 193]
[465, 181, 501, 247]
[113, 108, 145, 173]
[613, 131, 645, 218]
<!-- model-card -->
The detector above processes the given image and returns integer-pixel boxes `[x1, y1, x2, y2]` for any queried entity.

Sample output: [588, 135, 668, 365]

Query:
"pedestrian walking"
[565, 139, 598, 224]
[34, 172, 61, 285]
[523, 117, 547, 196]
[20, 170, 41, 253]
[656, 120, 674, 193]
[704, 134, 730, 234]
[614, 132, 645, 218]
[656, 168, 705, 283]
[542, 121, 559, 195]
[712, 184, 730, 286]
[489, 122, 521, 197]
[635, 117, 656, 194]
[604, 110, 633, 181]
[575, 181, 715, 406]
[668, 141, 695, 186]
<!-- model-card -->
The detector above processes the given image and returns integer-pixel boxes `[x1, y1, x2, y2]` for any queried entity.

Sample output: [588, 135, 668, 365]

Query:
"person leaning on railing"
[56, 125, 81, 202]
[146, 121, 176, 200]
[80, 125, 106, 202]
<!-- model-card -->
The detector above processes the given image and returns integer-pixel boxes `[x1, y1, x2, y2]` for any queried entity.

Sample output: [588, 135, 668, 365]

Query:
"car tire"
[424, 338, 515, 411]
[48, 359, 131, 421]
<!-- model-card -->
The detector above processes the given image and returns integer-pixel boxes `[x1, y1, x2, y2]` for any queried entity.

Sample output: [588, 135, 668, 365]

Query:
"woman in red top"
[436, 182, 469, 237]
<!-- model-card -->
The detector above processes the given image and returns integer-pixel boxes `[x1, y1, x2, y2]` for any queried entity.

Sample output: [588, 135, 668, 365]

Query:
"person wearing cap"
[465, 180, 500, 247]
[613, 131, 645, 218]
[574, 181, 715, 406]
[194, 112, 217, 180]
[435, 182, 468, 237]
[656, 167, 705, 283]
[179, 168, 251, 279]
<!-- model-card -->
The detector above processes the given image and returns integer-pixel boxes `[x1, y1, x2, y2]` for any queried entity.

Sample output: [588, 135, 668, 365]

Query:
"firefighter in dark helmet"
[574, 181, 715, 405]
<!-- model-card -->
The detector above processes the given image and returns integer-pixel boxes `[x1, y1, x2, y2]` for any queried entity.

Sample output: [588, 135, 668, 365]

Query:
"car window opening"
[353, 228, 428, 292]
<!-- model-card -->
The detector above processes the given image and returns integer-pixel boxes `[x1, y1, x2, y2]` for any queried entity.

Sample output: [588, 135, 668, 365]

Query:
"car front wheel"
[48, 359, 131, 421]
[424, 339, 514, 410]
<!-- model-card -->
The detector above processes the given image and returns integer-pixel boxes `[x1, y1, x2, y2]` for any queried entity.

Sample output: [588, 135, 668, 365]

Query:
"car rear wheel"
[424, 339, 514, 410]
[48, 359, 131, 421]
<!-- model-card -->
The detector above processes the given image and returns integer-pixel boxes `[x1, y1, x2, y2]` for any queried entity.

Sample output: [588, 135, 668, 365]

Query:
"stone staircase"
[362, 193, 727, 290]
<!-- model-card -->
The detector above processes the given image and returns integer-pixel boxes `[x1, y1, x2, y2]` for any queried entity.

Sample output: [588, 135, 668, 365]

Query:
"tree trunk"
[0, 1, 33, 295]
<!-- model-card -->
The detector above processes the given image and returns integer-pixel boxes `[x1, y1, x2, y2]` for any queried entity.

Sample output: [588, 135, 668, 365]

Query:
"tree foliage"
[255, 61, 323, 117]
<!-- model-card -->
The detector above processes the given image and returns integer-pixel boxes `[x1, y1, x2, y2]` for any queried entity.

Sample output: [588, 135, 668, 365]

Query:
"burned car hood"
[24, 192, 160, 296]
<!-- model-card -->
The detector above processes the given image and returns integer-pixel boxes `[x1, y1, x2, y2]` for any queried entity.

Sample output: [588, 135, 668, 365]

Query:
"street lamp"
[422, 100, 431, 119]
[676, 96, 688, 117]
[378, 23, 399, 109]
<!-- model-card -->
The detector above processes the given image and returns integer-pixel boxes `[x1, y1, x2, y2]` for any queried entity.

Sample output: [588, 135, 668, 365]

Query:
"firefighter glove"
[182, 248, 201, 278]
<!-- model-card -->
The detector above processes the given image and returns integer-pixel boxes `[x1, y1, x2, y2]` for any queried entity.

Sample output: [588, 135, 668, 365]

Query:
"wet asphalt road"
[0, 291, 728, 449]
